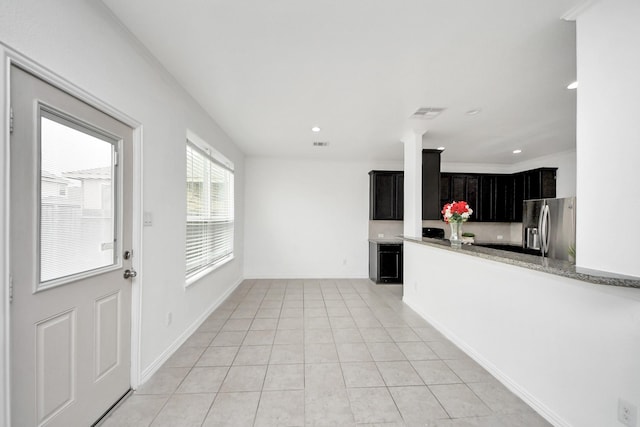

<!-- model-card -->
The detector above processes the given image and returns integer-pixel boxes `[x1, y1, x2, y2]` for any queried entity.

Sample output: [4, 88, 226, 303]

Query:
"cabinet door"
[451, 175, 466, 201]
[440, 174, 451, 210]
[439, 174, 480, 221]
[495, 175, 515, 222]
[370, 172, 395, 220]
[540, 169, 557, 198]
[394, 173, 404, 220]
[523, 168, 557, 200]
[466, 176, 479, 221]
[378, 244, 403, 283]
[479, 175, 496, 221]
[513, 173, 525, 222]
[422, 150, 441, 220]
[524, 171, 540, 200]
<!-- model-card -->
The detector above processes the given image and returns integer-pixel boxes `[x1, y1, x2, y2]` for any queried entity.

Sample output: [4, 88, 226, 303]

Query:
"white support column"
[402, 130, 424, 238]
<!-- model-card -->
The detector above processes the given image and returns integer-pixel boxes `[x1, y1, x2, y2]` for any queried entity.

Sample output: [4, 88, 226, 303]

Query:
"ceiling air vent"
[411, 107, 446, 120]
[313, 141, 330, 147]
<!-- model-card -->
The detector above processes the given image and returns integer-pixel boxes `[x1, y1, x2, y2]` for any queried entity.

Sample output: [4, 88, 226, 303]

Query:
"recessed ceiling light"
[466, 109, 482, 116]
[311, 126, 321, 132]
[567, 81, 579, 90]
[513, 149, 522, 154]
[437, 146, 446, 151]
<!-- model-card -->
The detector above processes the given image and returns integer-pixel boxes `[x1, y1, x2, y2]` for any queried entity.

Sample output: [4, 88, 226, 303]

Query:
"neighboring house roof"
[41, 170, 73, 185]
[63, 166, 111, 180]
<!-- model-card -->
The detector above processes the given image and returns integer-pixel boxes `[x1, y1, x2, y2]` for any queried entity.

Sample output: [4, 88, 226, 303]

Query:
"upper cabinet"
[523, 168, 557, 200]
[371, 165, 556, 223]
[440, 167, 556, 222]
[422, 149, 442, 220]
[369, 170, 403, 220]
[440, 174, 479, 220]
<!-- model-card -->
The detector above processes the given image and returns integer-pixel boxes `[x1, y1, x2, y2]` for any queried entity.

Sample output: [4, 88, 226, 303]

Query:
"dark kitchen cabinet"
[479, 175, 497, 221]
[479, 174, 518, 222]
[494, 175, 515, 222]
[369, 171, 403, 220]
[422, 149, 441, 220]
[512, 168, 557, 222]
[439, 174, 451, 210]
[369, 241, 403, 284]
[441, 167, 557, 223]
[440, 174, 479, 221]
[523, 168, 557, 200]
[513, 173, 525, 221]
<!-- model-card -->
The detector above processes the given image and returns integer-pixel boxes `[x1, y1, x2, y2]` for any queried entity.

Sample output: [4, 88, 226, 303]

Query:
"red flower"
[442, 200, 472, 224]
[450, 201, 469, 215]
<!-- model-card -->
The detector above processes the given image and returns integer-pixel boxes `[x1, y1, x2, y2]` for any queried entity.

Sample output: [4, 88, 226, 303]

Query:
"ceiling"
[101, 0, 585, 164]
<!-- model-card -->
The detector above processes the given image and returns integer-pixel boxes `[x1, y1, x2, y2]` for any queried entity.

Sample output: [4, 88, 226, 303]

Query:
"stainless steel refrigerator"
[522, 197, 576, 261]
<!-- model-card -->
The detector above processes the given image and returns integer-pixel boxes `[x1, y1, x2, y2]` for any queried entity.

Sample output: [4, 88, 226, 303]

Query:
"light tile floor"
[102, 279, 551, 427]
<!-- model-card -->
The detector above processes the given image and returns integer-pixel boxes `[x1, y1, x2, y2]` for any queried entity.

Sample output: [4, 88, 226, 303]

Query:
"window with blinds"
[186, 139, 234, 279]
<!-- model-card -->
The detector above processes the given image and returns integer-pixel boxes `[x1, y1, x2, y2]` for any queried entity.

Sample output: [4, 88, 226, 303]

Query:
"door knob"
[123, 269, 137, 279]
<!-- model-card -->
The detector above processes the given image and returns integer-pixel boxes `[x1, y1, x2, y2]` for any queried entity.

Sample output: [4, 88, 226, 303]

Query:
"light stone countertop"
[368, 238, 404, 244]
[403, 236, 640, 289]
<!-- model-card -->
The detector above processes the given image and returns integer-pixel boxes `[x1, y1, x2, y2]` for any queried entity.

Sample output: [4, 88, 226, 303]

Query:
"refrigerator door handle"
[542, 204, 551, 255]
[537, 204, 545, 256]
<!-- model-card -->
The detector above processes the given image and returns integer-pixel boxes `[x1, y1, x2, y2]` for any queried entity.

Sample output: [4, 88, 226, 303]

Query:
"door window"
[39, 108, 119, 287]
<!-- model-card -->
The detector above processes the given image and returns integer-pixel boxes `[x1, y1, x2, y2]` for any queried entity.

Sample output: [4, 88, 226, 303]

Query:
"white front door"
[10, 65, 134, 426]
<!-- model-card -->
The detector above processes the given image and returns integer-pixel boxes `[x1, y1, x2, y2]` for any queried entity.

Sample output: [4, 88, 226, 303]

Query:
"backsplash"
[369, 220, 523, 245]
[422, 220, 522, 245]
[368, 221, 404, 240]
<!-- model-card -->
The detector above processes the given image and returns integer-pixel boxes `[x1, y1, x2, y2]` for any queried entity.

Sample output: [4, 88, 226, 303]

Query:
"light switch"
[143, 211, 153, 226]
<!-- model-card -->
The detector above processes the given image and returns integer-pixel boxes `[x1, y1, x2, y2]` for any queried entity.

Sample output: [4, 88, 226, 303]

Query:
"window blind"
[186, 141, 234, 278]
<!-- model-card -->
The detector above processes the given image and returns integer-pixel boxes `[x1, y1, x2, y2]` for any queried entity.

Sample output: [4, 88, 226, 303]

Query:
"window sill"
[185, 254, 234, 288]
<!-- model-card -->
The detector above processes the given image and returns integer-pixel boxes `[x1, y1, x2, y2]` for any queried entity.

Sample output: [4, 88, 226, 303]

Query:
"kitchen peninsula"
[405, 236, 640, 289]
[402, 235, 640, 427]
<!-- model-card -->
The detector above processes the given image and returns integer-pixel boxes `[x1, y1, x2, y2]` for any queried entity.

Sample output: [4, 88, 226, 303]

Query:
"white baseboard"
[138, 277, 244, 385]
[403, 297, 570, 427]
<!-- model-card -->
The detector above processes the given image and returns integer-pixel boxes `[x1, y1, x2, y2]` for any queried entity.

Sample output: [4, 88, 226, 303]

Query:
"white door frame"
[0, 42, 144, 427]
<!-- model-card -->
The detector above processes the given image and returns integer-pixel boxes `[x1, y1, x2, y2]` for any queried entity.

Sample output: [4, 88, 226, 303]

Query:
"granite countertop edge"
[368, 238, 404, 244]
[402, 236, 640, 289]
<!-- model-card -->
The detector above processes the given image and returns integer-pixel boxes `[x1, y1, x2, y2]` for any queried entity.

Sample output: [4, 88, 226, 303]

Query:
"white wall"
[576, 0, 640, 277]
[403, 241, 640, 427]
[0, 0, 245, 393]
[244, 157, 401, 278]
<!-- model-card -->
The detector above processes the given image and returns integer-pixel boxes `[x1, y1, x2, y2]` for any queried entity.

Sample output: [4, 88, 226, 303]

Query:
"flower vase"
[449, 221, 463, 248]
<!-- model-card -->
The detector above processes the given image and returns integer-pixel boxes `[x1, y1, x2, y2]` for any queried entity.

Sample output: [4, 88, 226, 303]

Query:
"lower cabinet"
[369, 242, 403, 284]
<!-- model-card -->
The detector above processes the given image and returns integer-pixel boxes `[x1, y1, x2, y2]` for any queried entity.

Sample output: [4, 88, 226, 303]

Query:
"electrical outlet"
[378, 233, 384, 238]
[497, 235, 504, 240]
[166, 312, 173, 326]
[618, 399, 637, 427]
